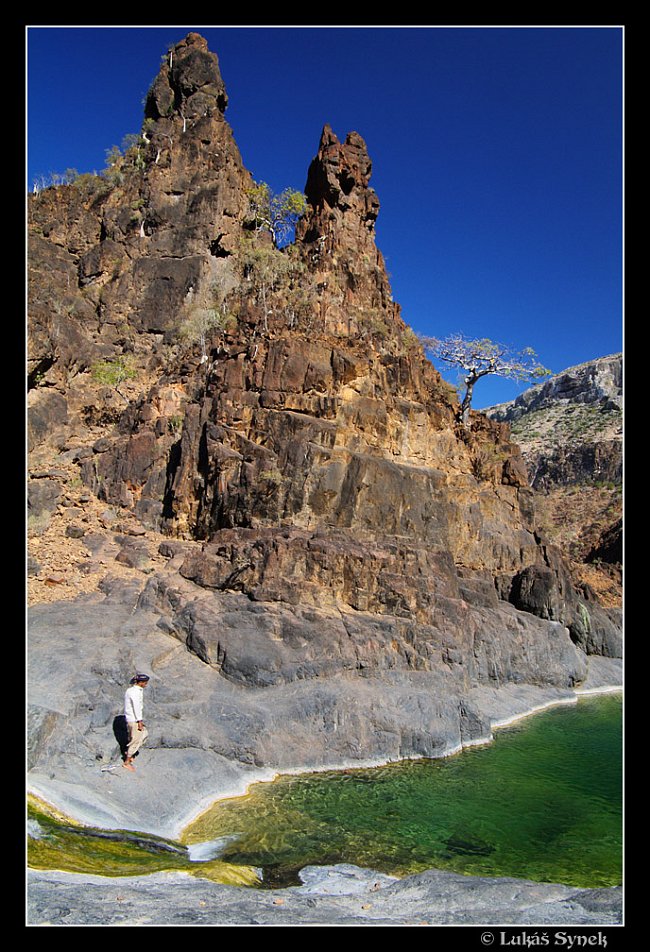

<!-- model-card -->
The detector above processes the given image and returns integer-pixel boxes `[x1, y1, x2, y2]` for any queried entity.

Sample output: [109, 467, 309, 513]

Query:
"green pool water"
[183, 693, 623, 889]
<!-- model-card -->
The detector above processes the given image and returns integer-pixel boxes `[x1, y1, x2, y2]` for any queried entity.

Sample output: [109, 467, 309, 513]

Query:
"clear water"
[183, 693, 623, 889]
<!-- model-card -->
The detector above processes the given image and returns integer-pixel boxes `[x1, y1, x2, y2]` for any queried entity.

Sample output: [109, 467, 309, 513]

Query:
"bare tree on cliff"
[419, 333, 551, 425]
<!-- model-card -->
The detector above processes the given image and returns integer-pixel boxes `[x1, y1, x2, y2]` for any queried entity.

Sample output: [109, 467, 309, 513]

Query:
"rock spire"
[145, 32, 228, 121]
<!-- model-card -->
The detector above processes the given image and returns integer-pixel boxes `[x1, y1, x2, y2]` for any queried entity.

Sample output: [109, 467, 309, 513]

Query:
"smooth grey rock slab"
[27, 865, 622, 926]
[27, 577, 621, 840]
[27, 579, 623, 928]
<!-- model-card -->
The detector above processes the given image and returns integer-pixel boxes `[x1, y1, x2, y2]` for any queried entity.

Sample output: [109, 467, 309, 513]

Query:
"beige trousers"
[126, 722, 149, 759]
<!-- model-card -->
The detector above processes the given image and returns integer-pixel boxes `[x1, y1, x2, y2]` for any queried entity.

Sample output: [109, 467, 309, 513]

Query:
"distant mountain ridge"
[485, 353, 622, 491]
[488, 353, 621, 416]
[485, 353, 622, 605]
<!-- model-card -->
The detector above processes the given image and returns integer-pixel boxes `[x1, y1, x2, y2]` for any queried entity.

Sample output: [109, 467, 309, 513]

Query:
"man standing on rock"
[123, 674, 150, 771]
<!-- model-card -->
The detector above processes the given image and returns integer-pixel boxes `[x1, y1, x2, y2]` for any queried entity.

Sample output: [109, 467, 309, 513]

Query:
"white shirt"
[124, 684, 144, 723]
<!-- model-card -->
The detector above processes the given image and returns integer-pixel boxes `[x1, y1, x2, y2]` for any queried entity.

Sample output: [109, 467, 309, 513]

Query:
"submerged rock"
[445, 833, 495, 857]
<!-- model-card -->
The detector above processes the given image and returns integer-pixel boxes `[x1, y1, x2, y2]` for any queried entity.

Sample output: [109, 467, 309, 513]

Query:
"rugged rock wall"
[28, 34, 251, 443]
[27, 34, 622, 817]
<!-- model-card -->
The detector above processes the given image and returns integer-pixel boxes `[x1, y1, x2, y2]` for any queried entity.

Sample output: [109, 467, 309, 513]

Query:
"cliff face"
[27, 34, 621, 796]
[29, 34, 250, 378]
[83, 114, 540, 588]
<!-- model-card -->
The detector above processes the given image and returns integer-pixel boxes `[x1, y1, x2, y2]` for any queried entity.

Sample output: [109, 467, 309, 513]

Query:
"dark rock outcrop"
[587, 517, 622, 566]
[28, 32, 252, 396]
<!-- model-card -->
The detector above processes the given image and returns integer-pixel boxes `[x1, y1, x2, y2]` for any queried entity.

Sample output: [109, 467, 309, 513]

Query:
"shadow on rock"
[112, 714, 129, 760]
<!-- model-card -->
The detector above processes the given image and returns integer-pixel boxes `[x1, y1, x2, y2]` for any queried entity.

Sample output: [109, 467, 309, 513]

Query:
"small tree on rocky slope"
[90, 355, 138, 401]
[245, 182, 307, 248]
[419, 333, 551, 425]
[179, 306, 230, 363]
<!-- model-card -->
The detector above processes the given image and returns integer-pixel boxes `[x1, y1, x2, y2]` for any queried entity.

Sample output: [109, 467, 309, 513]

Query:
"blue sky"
[26, 24, 623, 408]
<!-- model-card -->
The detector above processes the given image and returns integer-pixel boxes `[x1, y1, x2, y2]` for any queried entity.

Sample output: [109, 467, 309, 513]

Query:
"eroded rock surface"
[28, 864, 622, 926]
